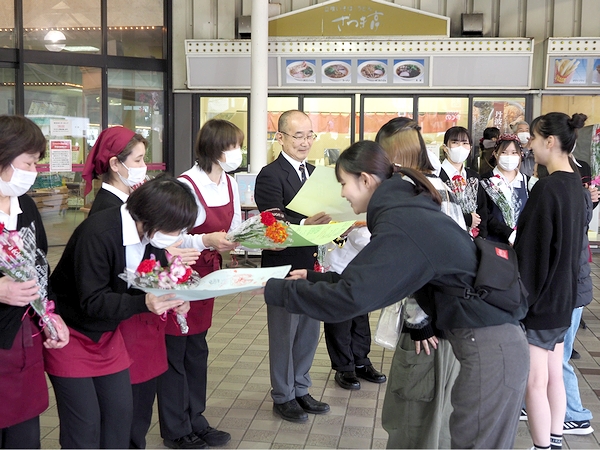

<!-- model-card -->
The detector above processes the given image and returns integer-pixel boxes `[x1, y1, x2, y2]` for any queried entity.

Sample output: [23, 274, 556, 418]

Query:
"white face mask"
[447, 145, 470, 164]
[498, 155, 521, 172]
[517, 132, 530, 145]
[528, 176, 538, 191]
[218, 148, 243, 172]
[147, 231, 182, 249]
[119, 162, 147, 188]
[0, 165, 38, 197]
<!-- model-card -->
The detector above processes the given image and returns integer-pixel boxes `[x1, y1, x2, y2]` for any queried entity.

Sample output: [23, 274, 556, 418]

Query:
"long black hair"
[335, 140, 441, 205]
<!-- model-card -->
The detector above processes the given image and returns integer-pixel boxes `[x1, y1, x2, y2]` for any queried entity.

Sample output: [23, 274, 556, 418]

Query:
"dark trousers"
[130, 378, 158, 449]
[157, 332, 209, 441]
[324, 314, 372, 372]
[1, 416, 40, 449]
[49, 369, 133, 449]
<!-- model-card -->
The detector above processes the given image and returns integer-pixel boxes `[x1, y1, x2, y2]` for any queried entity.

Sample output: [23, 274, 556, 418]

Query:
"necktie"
[299, 163, 307, 184]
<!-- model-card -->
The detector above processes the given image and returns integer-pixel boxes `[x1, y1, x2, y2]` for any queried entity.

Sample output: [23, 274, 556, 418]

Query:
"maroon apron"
[118, 313, 167, 384]
[0, 316, 48, 428]
[165, 175, 234, 336]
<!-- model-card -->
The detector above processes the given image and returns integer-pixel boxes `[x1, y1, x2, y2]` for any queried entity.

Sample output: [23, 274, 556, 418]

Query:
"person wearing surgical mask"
[513, 121, 535, 177]
[481, 134, 529, 245]
[82, 126, 149, 214]
[156, 119, 242, 450]
[439, 126, 488, 238]
[47, 176, 197, 449]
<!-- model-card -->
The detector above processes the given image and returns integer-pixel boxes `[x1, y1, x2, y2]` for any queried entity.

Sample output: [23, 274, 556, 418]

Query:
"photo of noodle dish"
[358, 61, 387, 81]
[287, 61, 316, 80]
[394, 60, 424, 82]
[322, 61, 351, 81]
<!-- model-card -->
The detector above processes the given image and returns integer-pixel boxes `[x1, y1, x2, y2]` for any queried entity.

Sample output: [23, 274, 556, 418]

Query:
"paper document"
[287, 166, 366, 221]
[237, 221, 355, 249]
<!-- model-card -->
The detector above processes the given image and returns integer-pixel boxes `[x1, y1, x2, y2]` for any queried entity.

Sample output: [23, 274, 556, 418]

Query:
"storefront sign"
[49, 140, 73, 172]
[545, 38, 600, 89]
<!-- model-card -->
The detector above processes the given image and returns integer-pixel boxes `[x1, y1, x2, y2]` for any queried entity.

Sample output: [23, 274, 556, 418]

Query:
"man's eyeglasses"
[279, 131, 317, 142]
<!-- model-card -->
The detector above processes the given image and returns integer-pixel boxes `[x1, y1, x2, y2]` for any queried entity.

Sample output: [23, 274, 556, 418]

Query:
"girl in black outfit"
[514, 112, 588, 450]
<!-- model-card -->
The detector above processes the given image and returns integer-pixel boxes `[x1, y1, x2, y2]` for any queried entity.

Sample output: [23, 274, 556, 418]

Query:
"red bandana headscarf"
[82, 126, 136, 196]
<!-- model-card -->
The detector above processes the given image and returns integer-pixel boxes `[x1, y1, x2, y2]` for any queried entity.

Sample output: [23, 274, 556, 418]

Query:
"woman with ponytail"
[264, 140, 529, 449]
[514, 113, 588, 450]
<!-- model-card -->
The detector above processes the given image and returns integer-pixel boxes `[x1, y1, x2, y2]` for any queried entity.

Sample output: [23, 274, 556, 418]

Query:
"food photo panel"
[393, 59, 426, 84]
[285, 59, 317, 84]
[322, 59, 352, 84]
[357, 59, 388, 84]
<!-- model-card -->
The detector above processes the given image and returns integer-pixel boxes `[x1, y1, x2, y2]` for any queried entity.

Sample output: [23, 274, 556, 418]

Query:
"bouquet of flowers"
[119, 253, 202, 334]
[480, 175, 523, 229]
[226, 208, 292, 248]
[0, 222, 58, 340]
[446, 175, 480, 236]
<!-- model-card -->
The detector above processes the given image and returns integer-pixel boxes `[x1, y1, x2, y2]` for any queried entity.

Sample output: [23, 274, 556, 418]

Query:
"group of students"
[0, 109, 593, 450]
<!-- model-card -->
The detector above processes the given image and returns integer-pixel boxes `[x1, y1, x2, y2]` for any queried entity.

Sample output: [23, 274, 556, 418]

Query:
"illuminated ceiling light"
[44, 30, 66, 52]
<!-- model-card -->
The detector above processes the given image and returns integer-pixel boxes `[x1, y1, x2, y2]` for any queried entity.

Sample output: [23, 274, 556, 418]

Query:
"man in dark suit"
[255, 110, 331, 423]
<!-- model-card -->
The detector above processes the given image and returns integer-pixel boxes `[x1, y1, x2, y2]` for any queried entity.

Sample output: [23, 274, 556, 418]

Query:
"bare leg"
[526, 344, 551, 447]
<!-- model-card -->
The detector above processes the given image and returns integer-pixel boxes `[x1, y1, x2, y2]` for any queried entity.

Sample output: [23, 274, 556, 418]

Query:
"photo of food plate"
[394, 60, 424, 82]
[358, 61, 387, 81]
[322, 61, 351, 81]
[287, 61, 316, 80]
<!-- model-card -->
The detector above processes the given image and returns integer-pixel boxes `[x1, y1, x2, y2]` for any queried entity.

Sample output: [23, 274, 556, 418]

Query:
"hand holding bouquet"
[480, 175, 522, 229]
[120, 253, 202, 334]
[446, 175, 480, 236]
[0, 222, 58, 340]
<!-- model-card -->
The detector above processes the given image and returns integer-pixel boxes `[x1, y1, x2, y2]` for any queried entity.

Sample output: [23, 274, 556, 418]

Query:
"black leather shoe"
[295, 394, 330, 414]
[164, 433, 208, 449]
[195, 427, 231, 447]
[335, 371, 361, 390]
[571, 349, 581, 360]
[273, 399, 308, 423]
[356, 365, 387, 384]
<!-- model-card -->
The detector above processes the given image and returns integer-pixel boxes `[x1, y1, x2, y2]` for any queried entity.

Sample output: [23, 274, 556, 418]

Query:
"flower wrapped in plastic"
[119, 253, 202, 334]
[480, 175, 522, 229]
[446, 175, 480, 236]
[0, 222, 58, 339]
[226, 208, 293, 248]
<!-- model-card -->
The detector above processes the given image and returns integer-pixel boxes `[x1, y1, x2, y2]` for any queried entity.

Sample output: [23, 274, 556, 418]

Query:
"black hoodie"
[265, 174, 527, 330]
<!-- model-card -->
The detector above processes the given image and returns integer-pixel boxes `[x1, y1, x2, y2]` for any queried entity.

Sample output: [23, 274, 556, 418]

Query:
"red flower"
[0, 223, 4, 233]
[452, 175, 464, 182]
[177, 267, 193, 284]
[136, 258, 156, 274]
[260, 211, 277, 227]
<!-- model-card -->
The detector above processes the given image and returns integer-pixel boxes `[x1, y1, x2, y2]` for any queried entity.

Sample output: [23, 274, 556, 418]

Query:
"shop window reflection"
[362, 97, 413, 141]
[0, 68, 15, 114]
[418, 97, 469, 161]
[108, 0, 164, 58]
[0, 0, 14, 49]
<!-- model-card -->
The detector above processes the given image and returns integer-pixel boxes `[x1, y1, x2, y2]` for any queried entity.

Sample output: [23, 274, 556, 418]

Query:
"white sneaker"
[520, 408, 528, 421]
[563, 420, 594, 435]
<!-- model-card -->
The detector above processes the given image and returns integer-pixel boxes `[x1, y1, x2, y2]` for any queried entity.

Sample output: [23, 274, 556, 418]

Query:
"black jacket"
[265, 174, 527, 330]
[0, 195, 49, 349]
[89, 187, 123, 216]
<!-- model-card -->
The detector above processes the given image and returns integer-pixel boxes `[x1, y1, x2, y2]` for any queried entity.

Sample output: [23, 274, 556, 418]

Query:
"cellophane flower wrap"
[446, 175, 480, 236]
[226, 208, 292, 248]
[480, 175, 523, 229]
[0, 222, 58, 339]
[119, 253, 202, 334]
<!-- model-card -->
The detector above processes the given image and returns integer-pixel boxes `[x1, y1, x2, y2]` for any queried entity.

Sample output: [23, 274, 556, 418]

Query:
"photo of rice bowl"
[394, 60, 424, 82]
[322, 61, 351, 81]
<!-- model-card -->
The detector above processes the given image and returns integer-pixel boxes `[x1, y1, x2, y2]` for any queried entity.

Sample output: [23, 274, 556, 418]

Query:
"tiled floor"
[37, 236, 600, 449]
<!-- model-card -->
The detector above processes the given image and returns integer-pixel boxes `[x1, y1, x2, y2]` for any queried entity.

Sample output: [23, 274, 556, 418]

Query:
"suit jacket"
[255, 153, 316, 270]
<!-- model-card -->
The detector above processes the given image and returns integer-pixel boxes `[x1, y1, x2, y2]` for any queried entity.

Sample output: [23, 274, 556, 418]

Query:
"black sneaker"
[563, 420, 594, 435]
[519, 408, 528, 421]
[571, 349, 581, 360]
[164, 433, 208, 449]
[195, 427, 231, 447]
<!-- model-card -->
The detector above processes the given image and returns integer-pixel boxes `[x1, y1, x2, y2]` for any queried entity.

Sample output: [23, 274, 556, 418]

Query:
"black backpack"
[439, 237, 528, 312]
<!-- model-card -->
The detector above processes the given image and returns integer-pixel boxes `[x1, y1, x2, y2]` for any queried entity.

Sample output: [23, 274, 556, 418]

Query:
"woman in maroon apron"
[45, 177, 197, 449]
[157, 119, 243, 449]
[0, 116, 69, 449]
[82, 126, 199, 448]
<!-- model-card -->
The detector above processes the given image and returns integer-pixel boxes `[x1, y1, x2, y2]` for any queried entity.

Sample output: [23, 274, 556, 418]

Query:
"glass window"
[23, 0, 101, 53]
[199, 96, 248, 168]
[418, 97, 469, 159]
[362, 97, 413, 141]
[108, 0, 164, 58]
[267, 97, 299, 164]
[0, 68, 15, 114]
[0, 0, 14, 48]
[108, 69, 164, 165]
[24, 63, 101, 245]
[304, 97, 353, 166]
[472, 97, 526, 143]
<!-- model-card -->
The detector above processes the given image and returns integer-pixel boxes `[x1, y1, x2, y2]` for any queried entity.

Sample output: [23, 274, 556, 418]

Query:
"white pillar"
[249, 0, 269, 173]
